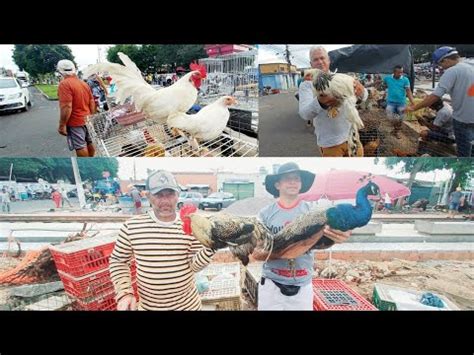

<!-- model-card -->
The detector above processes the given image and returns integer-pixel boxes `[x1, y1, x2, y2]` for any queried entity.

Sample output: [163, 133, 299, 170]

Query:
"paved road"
[2, 198, 80, 214]
[259, 90, 321, 157]
[0, 87, 72, 157]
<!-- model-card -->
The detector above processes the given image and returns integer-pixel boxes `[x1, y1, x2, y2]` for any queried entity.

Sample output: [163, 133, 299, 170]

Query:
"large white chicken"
[305, 69, 365, 157]
[167, 96, 237, 153]
[83, 52, 207, 123]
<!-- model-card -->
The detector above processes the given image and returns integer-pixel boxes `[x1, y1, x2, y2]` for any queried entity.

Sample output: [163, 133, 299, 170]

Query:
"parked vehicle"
[177, 192, 203, 209]
[0, 77, 31, 113]
[199, 192, 236, 211]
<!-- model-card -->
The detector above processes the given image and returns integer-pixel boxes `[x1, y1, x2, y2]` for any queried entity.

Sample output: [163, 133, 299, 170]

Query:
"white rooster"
[83, 52, 207, 123]
[305, 69, 365, 157]
[167, 96, 237, 154]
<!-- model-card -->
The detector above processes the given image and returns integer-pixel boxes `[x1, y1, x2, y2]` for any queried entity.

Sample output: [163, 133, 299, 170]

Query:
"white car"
[0, 77, 31, 113]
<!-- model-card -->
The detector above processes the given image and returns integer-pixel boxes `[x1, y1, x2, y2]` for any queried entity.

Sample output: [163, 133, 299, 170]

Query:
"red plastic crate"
[312, 279, 377, 311]
[59, 262, 137, 301]
[50, 239, 116, 277]
[58, 269, 114, 302]
[73, 292, 117, 311]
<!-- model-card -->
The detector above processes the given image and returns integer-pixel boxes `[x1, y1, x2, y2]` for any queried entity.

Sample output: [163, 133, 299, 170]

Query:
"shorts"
[384, 203, 392, 209]
[67, 126, 92, 151]
[386, 102, 406, 121]
[449, 202, 460, 211]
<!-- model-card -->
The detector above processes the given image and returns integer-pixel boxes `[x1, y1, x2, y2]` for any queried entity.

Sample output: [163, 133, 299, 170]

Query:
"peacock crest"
[358, 173, 374, 183]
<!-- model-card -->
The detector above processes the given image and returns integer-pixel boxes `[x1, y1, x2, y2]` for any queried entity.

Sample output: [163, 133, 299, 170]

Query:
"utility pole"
[8, 163, 13, 188]
[432, 44, 437, 89]
[284, 45, 293, 88]
[71, 157, 86, 209]
[133, 160, 137, 182]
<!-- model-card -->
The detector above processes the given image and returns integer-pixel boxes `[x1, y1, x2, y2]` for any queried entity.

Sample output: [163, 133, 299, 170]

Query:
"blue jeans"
[386, 102, 406, 120]
[453, 120, 474, 157]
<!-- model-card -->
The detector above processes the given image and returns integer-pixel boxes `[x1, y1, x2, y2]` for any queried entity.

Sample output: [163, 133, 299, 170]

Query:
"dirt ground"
[2, 255, 473, 310]
[240, 259, 474, 310]
[312, 259, 474, 310]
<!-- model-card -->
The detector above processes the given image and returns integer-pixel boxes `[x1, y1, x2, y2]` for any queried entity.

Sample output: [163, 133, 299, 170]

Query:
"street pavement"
[259, 89, 321, 157]
[0, 87, 72, 157]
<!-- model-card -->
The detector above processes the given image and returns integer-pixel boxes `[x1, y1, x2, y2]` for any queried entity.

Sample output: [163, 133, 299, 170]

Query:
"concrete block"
[352, 223, 382, 235]
[9, 281, 64, 298]
[415, 221, 474, 235]
[23, 294, 71, 311]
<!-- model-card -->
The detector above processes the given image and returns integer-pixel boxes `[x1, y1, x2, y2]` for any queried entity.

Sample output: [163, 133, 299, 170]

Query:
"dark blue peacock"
[183, 181, 380, 265]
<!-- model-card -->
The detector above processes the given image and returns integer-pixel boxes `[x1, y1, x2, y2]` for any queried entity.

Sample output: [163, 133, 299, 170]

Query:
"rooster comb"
[190, 62, 207, 78]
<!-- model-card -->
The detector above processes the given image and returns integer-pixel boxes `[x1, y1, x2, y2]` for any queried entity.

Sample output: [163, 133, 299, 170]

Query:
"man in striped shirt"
[109, 170, 216, 310]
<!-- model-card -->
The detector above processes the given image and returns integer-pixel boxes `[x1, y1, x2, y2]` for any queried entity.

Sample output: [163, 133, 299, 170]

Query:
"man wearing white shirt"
[298, 46, 368, 157]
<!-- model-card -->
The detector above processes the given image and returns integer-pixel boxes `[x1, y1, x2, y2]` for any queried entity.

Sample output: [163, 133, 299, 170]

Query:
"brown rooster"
[392, 148, 417, 157]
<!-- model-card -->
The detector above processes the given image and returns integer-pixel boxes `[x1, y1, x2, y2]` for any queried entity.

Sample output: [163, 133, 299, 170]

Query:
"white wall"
[217, 172, 268, 198]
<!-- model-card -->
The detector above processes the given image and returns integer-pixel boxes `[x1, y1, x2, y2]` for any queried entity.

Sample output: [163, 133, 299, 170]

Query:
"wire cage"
[196, 262, 242, 310]
[2, 281, 72, 311]
[356, 87, 458, 157]
[86, 104, 258, 157]
[243, 262, 262, 305]
[198, 49, 259, 113]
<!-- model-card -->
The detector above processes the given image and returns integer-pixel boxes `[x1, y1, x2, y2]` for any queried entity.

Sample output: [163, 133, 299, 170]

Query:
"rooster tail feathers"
[313, 71, 335, 92]
[118, 52, 146, 82]
[82, 63, 111, 79]
[348, 127, 360, 157]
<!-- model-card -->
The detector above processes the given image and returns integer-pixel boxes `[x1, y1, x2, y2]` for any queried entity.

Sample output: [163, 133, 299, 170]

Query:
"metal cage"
[198, 49, 259, 114]
[86, 106, 258, 157]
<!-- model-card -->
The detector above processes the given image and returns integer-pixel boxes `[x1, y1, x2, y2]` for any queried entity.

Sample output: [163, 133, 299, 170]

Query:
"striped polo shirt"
[109, 210, 216, 310]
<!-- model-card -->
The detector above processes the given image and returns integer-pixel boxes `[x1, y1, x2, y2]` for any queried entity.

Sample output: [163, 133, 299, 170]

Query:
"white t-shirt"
[0, 191, 11, 203]
[298, 80, 368, 148]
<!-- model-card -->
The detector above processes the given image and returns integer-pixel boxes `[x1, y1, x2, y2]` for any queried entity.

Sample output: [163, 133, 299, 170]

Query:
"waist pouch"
[261, 277, 300, 296]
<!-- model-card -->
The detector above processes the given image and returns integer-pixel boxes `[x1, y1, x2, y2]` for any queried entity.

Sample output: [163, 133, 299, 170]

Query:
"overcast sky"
[258, 45, 352, 68]
[1, 44, 353, 72]
[0, 45, 111, 72]
[116, 157, 454, 183]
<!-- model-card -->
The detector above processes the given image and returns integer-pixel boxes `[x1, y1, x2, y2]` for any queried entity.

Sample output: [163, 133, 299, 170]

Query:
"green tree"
[77, 158, 119, 182]
[106, 44, 206, 73]
[382, 157, 474, 193]
[0, 158, 119, 183]
[0, 158, 51, 181]
[106, 45, 142, 67]
[12, 45, 76, 78]
[412, 44, 474, 63]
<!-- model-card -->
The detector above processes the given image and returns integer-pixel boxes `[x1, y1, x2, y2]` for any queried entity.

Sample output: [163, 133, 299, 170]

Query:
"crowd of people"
[297, 46, 473, 157]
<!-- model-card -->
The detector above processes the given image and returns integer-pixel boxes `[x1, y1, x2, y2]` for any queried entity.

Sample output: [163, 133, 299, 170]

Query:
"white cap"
[57, 59, 76, 76]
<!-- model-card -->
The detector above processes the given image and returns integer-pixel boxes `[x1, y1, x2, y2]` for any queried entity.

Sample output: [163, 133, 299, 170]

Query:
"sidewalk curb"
[34, 86, 58, 101]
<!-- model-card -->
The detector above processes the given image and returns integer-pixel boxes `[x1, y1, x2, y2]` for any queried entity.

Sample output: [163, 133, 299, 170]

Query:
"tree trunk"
[396, 159, 425, 210]
[450, 172, 462, 193]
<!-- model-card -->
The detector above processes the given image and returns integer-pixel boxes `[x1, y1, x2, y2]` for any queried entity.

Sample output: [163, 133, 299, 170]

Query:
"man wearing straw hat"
[252, 162, 352, 310]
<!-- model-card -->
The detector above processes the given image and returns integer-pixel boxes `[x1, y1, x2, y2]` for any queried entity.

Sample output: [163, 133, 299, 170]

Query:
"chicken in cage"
[357, 107, 457, 157]
[86, 106, 258, 158]
[198, 50, 259, 113]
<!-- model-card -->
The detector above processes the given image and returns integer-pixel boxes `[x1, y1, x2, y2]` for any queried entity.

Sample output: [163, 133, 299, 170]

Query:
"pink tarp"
[300, 170, 411, 202]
